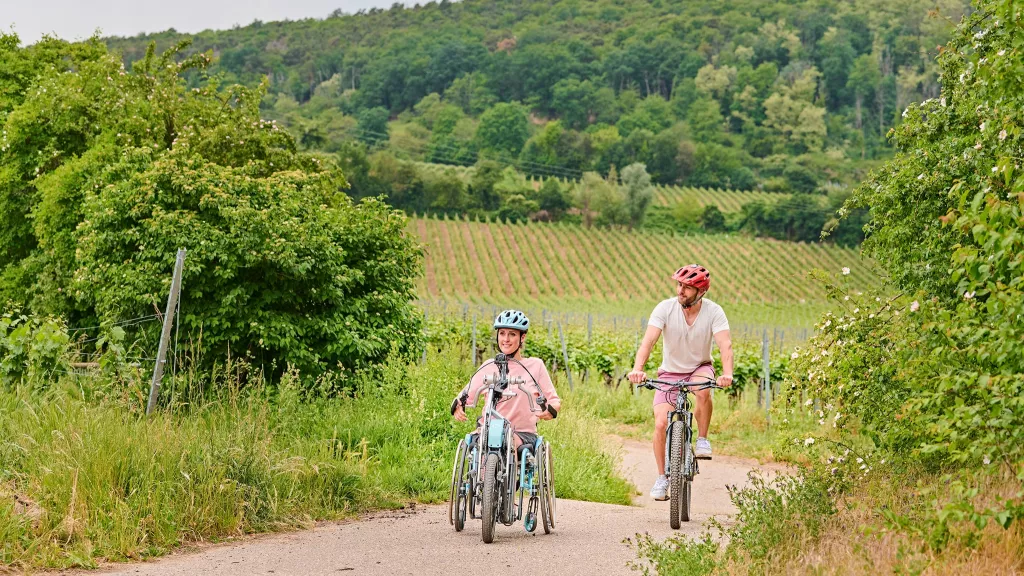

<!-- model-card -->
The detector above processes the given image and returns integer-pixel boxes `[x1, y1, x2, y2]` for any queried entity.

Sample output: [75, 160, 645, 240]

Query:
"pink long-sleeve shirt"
[464, 357, 561, 435]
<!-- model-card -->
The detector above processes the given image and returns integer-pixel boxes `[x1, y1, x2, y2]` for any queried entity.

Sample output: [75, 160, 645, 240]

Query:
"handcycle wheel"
[539, 441, 556, 533]
[669, 423, 685, 529]
[448, 439, 467, 528]
[481, 452, 500, 544]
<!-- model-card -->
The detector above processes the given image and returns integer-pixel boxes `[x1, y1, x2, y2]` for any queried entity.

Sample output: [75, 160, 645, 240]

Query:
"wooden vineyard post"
[421, 309, 429, 365]
[471, 311, 478, 366]
[762, 329, 771, 427]
[147, 248, 186, 416]
[558, 322, 573, 391]
[584, 313, 592, 384]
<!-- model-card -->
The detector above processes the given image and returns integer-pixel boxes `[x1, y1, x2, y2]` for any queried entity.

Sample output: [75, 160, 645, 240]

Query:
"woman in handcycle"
[451, 309, 561, 456]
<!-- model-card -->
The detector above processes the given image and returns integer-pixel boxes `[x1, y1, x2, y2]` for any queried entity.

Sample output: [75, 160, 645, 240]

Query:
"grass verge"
[0, 351, 632, 570]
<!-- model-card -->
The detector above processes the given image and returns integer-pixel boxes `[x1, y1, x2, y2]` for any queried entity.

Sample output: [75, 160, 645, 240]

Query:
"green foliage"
[0, 35, 423, 379]
[474, 102, 529, 157]
[0, 312, 70, 388]
[104, 0, 966, 194]
[700, 205, 727, 233]
[621, 163, 654, 229]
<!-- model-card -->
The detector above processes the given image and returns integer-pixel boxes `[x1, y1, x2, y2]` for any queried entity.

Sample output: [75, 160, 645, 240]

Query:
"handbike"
[448, 354, 556, 543]
[636, 377, 722, 529]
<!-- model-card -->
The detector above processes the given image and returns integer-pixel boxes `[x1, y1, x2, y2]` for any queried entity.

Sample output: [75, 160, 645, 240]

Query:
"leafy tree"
[357, 106, 390, 144]
[468, 159, 503, 210]
[686, 97, 725, 143]
[536, 178, 571, 216]
[0, 35, 422, 378]
[700, 205, 727, 233]
[474, 102, 529, 158]
[497, 194, 538, 223]
[427, 169, 468, 213]
[621, 163, 654, 229]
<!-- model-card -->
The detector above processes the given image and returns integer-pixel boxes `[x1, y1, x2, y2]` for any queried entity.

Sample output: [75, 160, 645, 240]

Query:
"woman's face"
[497, 328, 524, 355]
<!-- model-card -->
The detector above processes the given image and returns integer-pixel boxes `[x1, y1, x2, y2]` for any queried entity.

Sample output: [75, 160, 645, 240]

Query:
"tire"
[481, 453, 500, 544]
[681, 438, 694, 522]
[448, 440, 466, 527]
[669, 422, 685, 530]
[455, 445, 470, 532]
[540, 442, 556, 533]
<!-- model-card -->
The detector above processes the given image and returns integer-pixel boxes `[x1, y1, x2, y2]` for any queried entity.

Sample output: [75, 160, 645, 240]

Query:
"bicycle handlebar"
[636, 377, 723, 393]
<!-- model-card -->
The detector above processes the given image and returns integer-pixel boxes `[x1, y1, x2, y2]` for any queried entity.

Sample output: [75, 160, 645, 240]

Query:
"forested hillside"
[104, 0, 969, 197]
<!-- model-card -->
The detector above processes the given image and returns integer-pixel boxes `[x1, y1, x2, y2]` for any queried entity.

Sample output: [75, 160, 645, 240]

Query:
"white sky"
[1, 0, 409, 45]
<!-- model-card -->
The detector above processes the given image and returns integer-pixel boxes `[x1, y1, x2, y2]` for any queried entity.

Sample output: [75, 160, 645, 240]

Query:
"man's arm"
[714, 329, 734, 387]
[627, 325, 663, 383]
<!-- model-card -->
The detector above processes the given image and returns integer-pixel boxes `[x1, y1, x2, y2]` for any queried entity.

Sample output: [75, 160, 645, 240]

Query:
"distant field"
[409, 215, 874, 331]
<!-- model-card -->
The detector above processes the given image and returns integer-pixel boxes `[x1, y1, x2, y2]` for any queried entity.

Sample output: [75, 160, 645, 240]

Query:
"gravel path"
[93, 437, 777, 576]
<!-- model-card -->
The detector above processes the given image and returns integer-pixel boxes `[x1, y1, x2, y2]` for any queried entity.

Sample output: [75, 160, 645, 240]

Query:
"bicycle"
[448, 354, 556, 543]
[635, 377, 723, 529]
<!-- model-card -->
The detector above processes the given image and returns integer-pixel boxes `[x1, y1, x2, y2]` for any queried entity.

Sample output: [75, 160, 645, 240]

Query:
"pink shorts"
[652, 364, 716, 407]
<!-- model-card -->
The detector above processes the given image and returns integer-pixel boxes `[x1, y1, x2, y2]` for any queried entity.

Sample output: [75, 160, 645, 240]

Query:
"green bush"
[0, 37, 422, 378]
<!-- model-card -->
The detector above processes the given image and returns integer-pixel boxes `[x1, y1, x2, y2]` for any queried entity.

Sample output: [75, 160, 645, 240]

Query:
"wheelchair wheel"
[448, 439, 468, 528]
[539, 441, 556, 533]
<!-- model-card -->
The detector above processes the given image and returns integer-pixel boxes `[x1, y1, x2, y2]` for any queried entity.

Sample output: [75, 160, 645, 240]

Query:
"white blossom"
[804, 437, 815, 446]
[999, 129, 1008, 141]
[791, 352, 799, 360]
[940, 97, 947, 107]
[910, 300, 920, 312]
[964, 291, 975, 300]
[805, 398, 813, 406]
[842, 267, 851, 275]
[917, 174, 925, 180]
[997, 50, 1006, 56]
[975, 142, 983, 150]
[980, 121, 987, 131]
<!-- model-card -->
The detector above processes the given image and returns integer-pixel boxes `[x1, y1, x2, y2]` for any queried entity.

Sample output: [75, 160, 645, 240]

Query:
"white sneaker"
[695, 437, 712, 459]
[650, 475, 670, 500]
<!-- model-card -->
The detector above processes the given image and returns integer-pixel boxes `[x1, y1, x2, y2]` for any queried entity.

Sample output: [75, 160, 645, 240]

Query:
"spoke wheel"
[448, 440, 467, 527]
[481, 453, 500, 544]
[669, 423, 686, 530]
[540, 441, 556, 533]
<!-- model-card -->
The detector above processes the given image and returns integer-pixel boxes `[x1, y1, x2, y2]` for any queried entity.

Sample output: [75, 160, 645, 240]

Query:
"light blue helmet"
[493, 309, 529, 333]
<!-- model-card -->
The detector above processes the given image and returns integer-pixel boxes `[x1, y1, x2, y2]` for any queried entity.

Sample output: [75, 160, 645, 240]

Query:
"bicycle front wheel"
[669, 423, 686, 529]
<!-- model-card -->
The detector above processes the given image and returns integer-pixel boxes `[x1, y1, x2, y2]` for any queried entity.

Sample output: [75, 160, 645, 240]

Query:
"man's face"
[497, 328, 524, 355]
[676, 281, 701, 307]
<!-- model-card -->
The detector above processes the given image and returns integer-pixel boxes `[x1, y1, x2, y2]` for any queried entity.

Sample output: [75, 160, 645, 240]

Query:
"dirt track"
[94, 438, 778, 576]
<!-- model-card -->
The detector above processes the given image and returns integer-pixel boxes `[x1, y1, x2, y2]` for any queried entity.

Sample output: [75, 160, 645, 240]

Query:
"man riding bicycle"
[628, 265, 733, 501]
[452, 310, 561, 454]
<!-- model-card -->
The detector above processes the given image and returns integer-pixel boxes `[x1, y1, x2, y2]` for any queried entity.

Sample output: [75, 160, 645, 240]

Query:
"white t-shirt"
[648, 298, 730, 373]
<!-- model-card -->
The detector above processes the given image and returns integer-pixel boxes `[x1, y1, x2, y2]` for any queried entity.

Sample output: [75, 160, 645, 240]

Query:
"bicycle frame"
[646, 377, 718, 478]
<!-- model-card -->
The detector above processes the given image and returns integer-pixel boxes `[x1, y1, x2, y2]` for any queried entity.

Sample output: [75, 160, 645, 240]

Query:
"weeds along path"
[92, 438, 781, 576]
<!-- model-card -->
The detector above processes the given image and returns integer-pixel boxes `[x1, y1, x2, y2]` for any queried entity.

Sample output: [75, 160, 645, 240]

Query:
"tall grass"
[0, 350, 632, 570]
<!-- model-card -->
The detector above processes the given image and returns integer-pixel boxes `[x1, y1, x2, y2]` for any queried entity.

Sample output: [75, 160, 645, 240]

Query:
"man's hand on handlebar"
[627, 369, 647, 384]
[717, 375, 734, 388]
[452, 403, 468, 422]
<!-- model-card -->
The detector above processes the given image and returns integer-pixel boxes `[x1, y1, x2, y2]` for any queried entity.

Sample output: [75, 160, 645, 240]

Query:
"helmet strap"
[681, 290, 707, 310]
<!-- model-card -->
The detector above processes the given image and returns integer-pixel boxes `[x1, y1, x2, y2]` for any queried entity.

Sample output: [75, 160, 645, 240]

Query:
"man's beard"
[678, 293, 700, 308]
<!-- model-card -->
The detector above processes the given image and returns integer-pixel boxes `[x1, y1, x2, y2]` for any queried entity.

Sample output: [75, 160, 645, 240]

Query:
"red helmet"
[671, 264, 711, 291]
